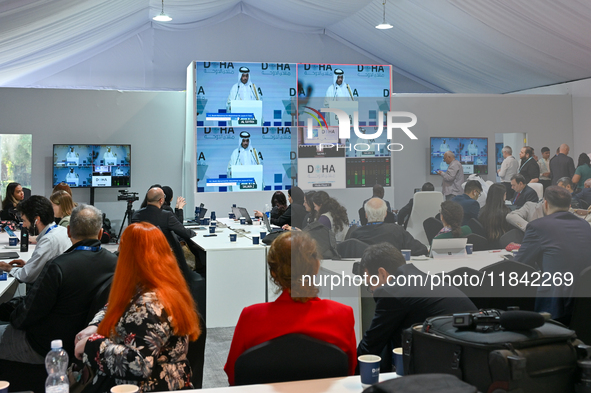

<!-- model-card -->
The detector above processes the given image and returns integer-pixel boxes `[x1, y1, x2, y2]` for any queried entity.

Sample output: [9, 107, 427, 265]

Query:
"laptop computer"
[430, 238, 467, 258]
[233, 207, 253, 225]
[261, 213, 286, 233]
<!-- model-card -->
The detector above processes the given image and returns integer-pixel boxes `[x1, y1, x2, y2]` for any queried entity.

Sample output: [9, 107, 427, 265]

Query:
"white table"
[195, 372, 398, 392]
[0, 231, 37, 302]
[410, 250, 512, 274]
[191, 218, 269, 328]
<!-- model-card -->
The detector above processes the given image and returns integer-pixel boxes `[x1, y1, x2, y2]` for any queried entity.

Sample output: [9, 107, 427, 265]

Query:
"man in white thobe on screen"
[227, 131, 262, 174]
[227, 67, 259, 111]
[324, 69, 353, 107]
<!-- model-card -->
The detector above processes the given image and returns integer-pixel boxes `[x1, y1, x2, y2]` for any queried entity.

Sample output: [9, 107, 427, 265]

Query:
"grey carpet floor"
[202, 327, 235, 389]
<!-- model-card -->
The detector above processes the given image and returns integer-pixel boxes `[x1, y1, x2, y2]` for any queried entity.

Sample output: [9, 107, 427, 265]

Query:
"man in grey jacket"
[437, 151, 464, 200]
[506, 200, 544, 232]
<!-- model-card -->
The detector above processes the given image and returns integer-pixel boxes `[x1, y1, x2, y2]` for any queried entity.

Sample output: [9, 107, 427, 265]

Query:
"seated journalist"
[224, 231, 357, 385]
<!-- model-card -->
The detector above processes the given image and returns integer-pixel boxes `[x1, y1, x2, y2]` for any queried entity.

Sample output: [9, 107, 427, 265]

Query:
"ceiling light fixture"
[375, 0, 393, 29]
[153, 0, 172, 22]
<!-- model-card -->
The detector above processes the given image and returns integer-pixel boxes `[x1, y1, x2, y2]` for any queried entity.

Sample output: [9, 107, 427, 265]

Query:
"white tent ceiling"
[1, 0, 591, 93]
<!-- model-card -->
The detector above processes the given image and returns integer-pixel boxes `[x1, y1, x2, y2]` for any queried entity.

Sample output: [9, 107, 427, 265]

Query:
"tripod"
[117, 199, 135, 241]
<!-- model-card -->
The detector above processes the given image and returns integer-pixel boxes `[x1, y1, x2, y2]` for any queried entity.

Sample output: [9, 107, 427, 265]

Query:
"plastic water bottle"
[45, 339, 69, 393]
[194, 206, 200, 221]
[210, 211, 216, 221]
[265, 204, 271, 218]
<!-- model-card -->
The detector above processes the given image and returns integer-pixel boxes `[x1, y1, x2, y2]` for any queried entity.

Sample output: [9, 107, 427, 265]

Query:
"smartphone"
[203, 234, 217, 237]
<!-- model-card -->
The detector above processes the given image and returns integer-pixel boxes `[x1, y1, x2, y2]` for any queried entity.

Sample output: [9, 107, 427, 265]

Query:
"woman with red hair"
[74, 222, 201, 392]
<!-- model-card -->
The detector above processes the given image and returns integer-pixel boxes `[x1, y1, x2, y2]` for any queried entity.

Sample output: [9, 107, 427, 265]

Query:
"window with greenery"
[1, 134, 32, 199]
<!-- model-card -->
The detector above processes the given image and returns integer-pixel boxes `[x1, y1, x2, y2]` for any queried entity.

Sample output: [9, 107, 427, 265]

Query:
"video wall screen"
[196, 62, 296, 128]
[430, 137, 488, 175]
[194, 62, 393, 192]
[53, 144, 131, 188]
[196, 127, 294, 193]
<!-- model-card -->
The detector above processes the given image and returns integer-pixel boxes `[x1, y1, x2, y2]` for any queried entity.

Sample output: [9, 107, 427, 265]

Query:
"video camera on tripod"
[116, 190, 139, 241]
[117, 189, 139, 202]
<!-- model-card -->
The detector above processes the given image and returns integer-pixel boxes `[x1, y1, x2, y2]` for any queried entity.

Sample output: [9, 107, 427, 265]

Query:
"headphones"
[31, 218, 38, 236]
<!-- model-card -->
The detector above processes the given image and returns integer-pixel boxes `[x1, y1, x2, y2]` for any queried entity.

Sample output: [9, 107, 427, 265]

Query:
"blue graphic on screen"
[197, 127, 293, 193]
[196, 62, 296, 128]
[496, 143, 504, 165]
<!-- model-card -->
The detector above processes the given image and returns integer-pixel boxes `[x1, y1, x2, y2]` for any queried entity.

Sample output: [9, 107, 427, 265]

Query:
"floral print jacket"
[82, 291, 192, 392]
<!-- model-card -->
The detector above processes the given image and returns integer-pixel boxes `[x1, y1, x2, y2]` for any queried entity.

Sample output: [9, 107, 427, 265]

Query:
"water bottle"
[194, 206, 200, 222]
[45, 339, 69, 393]
[265, 204, 271, 218]
[210, 211, 216, 221]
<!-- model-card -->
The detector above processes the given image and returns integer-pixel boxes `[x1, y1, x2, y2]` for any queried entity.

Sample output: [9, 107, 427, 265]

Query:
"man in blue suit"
[515, 186, 591, 323]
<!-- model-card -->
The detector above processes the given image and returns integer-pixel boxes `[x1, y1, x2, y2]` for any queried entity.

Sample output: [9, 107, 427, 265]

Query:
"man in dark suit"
[397, 182, 434, 228]
[515, 186, 591, 323]
[362, 184, 392, 212]
[131, 187, 196, 279]
[0, 204, 116, 366]
[550, 144, 575, 185]
[351, 198, 428, 256]
[357, 243, 476, 371]
[511, 174, 539, 207]
[518, 146, 540, 184]
[452, 180, 482, 226]
[557, 177, 582, 209]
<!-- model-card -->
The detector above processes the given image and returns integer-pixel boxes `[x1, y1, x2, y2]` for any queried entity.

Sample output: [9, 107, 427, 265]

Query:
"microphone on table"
[500, 310, 545, 331]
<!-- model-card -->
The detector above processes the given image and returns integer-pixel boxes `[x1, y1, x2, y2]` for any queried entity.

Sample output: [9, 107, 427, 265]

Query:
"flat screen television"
[53, 144, 131, 188]
[430, 137, 488, 175]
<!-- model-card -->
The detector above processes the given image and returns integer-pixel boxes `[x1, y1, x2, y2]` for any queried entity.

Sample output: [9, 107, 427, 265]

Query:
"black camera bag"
[402, 314, 582, 393]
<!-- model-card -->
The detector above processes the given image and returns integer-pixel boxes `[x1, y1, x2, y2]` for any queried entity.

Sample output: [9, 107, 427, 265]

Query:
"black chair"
[570, 266, 591, 345]
[234, 333, 348, 385]
[478, 260, 537, 311]
[440, 267, 489, 309]
[358, 207, 368, 226]
[22, 187, 31, 200]
[423, 217, 443, 245]
[499, 228, 524, 249]
[337, 238, 369, 258]
[467, 218, 486, 238]
[384, 210, 396, 224]
[466, 233, 491, 252]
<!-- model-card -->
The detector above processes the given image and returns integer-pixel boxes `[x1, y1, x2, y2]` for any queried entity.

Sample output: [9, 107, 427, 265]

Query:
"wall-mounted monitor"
[196, 128, 293, 193]
[53, 144, 131, 188]
[195, 61, 296, 128]
[430, 137, 488, 175]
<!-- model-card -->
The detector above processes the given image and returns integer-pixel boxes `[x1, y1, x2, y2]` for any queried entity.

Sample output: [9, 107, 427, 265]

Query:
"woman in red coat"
[224, 231, 357, 385]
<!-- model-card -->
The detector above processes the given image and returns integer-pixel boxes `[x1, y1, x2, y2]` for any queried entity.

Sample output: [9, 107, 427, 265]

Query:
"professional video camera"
[116, 190, 139, 240]
[452, 309, 502, 332]
[117, 189, 139, 202]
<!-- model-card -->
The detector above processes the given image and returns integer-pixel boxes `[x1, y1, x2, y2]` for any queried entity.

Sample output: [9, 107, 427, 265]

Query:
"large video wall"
[194, 61, 392, 192]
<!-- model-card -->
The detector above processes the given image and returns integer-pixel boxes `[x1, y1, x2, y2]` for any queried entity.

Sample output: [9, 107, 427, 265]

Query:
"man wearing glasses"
[451, 180, 483, 226]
